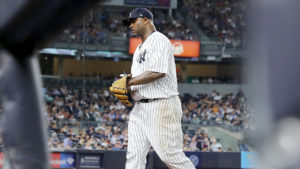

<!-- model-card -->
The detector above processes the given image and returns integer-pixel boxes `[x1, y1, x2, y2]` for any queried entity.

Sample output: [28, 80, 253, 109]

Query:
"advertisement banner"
[0, 152, 3, 168]
[124, 0, 170, 7]
[50, 153, 75, 168]
[60, 153, 76, 168]
[241, 152, 258, 168]
[51, 153, 61, 168]
[129, 38, 200, 58]
[184, 152, 202, 168]
[77, 154, 103, 168]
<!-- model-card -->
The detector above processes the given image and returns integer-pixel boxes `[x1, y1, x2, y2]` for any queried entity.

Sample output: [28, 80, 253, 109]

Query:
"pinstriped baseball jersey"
[126, 31, 196, 169]
[130, 31, 179, 99]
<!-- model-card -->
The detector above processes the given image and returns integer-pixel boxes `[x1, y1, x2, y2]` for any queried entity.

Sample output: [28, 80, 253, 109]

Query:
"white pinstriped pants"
[125, 96, 195, 169]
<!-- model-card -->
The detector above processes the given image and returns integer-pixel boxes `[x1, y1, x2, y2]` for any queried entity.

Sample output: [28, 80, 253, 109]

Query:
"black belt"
[139, 99, 158, 103]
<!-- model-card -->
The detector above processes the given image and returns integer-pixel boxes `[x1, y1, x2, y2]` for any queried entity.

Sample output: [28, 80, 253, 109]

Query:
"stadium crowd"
[43, 84, 249, 151]
[0, 83, 249, 151]
[181, 89, 250, 129]
[94, 7, 197, 40]
[179, 0, 246, 48]
[55, 6, 199, 43]
[55, 1, 246, 48]
[55, 15, 109, 45]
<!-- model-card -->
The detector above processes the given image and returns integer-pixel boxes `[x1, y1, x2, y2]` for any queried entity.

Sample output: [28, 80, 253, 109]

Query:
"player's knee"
[157, 149, 176, 163]
[159, 151, 195, 169]
[126, 149, 137, 160]
[159, 149, 189, 162]
[126, 153, 147, 169]
[126, 150, 146, 162]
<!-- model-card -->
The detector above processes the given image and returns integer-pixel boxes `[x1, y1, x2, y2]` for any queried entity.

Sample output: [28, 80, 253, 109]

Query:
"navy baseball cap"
[122, 8, 153, 26]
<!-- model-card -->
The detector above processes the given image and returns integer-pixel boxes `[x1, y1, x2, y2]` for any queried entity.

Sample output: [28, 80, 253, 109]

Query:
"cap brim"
[122, 18, 136, 26]
[122, 19, 131, 26]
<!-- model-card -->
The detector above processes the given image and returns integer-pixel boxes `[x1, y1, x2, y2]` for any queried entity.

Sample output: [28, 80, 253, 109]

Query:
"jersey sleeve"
[145, 34, 172, 74]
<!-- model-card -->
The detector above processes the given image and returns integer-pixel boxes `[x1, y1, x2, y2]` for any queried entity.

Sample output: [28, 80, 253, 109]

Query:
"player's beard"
[135, 27, 146, 38]
[132, 30, 137, 36]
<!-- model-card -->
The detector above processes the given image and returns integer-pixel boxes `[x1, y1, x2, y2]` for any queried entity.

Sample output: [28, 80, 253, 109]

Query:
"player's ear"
[144, 18, 150, 25]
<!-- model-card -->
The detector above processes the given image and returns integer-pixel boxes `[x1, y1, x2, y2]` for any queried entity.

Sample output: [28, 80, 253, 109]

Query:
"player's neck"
[141, 28, 156, 42]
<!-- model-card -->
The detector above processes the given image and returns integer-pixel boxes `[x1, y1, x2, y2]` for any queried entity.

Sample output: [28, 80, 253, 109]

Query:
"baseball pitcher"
[110, 8, 195, 169]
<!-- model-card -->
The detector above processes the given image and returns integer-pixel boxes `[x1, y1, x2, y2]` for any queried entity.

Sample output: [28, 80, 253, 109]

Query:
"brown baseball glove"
[109, 74, 132, 106]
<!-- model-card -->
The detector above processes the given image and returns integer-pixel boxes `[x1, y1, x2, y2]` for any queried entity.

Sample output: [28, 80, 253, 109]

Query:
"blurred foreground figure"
[0, 1, 100, 168]
[248, 0, 300, 169]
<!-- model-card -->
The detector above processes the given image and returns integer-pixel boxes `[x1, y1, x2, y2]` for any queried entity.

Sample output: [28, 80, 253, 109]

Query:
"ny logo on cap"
[129, 13, 132, 18]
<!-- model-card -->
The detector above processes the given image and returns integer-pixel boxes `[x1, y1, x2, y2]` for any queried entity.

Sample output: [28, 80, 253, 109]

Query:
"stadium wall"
[0, 150, 257, 169]
[53, 58, 240, 78]
[217, 64, 243, 78]
[178, 83, 246, 96]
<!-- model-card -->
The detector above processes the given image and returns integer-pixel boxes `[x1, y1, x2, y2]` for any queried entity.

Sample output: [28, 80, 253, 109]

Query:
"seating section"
[178, 0, 246, 48]
[55, 6, 199, 44]
[0, 78, 250, 151]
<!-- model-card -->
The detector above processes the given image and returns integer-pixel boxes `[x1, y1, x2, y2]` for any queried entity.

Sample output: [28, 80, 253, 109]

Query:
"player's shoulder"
[151, 31, 171, 44]
[152, 31, 168, 40]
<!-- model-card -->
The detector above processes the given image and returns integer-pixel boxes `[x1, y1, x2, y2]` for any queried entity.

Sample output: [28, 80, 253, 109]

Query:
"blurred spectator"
[63, 134, 73, 149]
[189, 135, 199, 151]
[239, 140, 250, 152]
[210, 137, 222, 152]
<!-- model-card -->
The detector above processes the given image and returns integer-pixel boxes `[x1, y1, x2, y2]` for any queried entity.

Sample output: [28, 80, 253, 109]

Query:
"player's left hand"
[109, 74, 132, 106]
